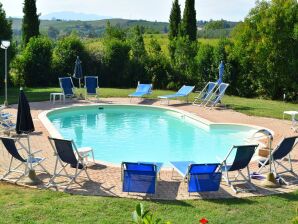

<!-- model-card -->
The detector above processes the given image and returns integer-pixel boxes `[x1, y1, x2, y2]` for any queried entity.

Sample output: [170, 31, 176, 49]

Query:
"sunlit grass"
[3, 87, 297, 120]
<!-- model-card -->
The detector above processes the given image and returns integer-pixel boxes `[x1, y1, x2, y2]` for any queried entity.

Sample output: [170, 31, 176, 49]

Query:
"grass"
[84, 34, 221, 57]
[1, 88, 297, 223]
[0, 183, 296, 223]
[3, 87, 297, 120]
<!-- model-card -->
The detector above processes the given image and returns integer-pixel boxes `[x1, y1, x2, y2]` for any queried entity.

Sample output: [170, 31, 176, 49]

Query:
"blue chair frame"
[84, 76, 99, 100]
[158, 85, 195, 105]
[59, 77, 75, 99]
[220, 144, 258, 193]
[258, 136, 298, 185]
[121, 162, 158, 194]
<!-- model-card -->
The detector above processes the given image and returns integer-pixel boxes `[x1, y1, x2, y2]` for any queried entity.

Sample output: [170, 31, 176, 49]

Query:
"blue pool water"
[47, 105, 257, 165]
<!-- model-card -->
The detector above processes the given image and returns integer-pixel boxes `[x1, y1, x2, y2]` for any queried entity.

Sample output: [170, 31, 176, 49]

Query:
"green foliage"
[22, 0, 40, 45]
[171, 36, 198, 88]
[195, 44, 214, 88]
[0, 2, 13, 83]
[231, 0, 298, 100]
[10, 36, 53, 87]
[47, 26, 59, 40]
[181, 0, 197, 41]
[52, 35, 88, 79]
[128, 26, 149, 84]
[102, 38, 130, 87]
[132, 203, 171, 224]
[146, 38, 171, 89]
[169, 0, 181, 40]
[105, 21, 127, 41]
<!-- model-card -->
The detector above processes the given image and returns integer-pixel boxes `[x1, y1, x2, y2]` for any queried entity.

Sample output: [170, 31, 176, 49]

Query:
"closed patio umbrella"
[218, 61, 224, 84]
[16, 88, 35, 134]
[16, 88, 41, 185]
[73, 56, 83, 88]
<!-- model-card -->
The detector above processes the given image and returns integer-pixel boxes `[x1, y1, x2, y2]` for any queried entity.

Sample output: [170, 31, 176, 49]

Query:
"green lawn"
[3, 87, 297, 120]
[0, 183, 296, 223]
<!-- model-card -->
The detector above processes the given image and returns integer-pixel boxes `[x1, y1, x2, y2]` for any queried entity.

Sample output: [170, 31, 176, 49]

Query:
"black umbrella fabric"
[73, 56, 83, 87]
[16, 88, 35, 134]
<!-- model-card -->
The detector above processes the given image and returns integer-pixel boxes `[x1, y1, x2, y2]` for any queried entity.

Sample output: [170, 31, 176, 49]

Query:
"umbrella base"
[261, 173, 279, 188]
[21, 170, 42, 186]
[4, 100, 8, 107]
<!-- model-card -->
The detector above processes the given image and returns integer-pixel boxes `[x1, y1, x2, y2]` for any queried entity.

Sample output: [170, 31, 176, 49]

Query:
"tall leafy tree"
[22, 0, 40, 45]
[231, 0, 298, 100]
[0, 3, 13, 82]
[181, 0, 197, 41]
[169, 0, 181, 40]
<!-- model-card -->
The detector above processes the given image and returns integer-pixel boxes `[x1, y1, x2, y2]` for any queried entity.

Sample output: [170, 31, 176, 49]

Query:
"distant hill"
[10, 18, 238, 41]
[40, 11, 111, 21]
[11, 18, 169, 41]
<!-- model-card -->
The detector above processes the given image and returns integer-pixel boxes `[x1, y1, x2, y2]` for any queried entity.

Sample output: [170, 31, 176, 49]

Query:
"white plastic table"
[283, 111, 298, 130]
[50, 93, 65, 104]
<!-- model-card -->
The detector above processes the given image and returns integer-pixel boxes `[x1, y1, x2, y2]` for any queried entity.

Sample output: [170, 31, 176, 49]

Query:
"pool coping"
[38, 103, 274, 169]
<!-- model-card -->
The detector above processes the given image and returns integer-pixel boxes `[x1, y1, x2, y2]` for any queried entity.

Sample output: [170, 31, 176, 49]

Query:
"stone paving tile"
[0, 98, 297, 200]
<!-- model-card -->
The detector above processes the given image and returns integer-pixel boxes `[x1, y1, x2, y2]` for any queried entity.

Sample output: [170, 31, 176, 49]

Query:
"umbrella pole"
[21, 134, 42, 185]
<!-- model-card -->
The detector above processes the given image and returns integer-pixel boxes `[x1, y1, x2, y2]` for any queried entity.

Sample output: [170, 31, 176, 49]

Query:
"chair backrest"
[211, 83, 229, 104]
[48, 137, 78, 165]
[177, 85, 195, 96]
[136, 84, 152, 94]
[188, 163, 222, 192]
[228, 145, 258, 171]
[273, 136, 298, 160]
[59, 77, 74, 96]
[85, 76, 98, 94]
[201, 82, 217, 100]
[0, 137, 26, 162]
[122, 162, 157, 194]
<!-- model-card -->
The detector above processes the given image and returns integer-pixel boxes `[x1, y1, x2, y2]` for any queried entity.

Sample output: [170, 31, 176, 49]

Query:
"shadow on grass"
[226, 104, 257, 112]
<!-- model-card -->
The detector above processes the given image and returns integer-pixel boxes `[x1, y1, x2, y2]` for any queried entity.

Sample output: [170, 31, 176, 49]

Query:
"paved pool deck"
[0, 98, 297, 200]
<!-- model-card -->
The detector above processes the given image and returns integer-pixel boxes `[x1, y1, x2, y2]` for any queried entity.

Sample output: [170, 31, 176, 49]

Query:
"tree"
[0, 3, 13, 73]
[169, 0, 181, 40]
[196, 44, 214, 88]
[52, 35, 88, 80]
[231, 0, 298, 100]
[47, 26, 59, 40]
[22, 0, 40, 45]
[181, 0, 197, 41]
[11, 36, 53, 87]
[128, 26, 149, 84]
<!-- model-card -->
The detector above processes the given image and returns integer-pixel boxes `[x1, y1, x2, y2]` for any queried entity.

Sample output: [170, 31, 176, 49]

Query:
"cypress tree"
[0, 3, 12, 41]
[0, 3, 13, 81]
[169, 0, 181, 40]
[181, 0, 197, 41]
[22, 0, 40, 45]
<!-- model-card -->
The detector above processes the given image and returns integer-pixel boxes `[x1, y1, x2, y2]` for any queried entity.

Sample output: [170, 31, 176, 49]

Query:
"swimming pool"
[45, 105, 259, 166]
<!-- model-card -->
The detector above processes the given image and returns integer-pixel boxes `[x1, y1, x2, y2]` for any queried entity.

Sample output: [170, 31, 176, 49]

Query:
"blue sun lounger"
[59, 77, 75, 99]
[170, 161, 222, 193]
[129, 83, 152, 102]
[84, 76, 99, 100]
[121, 162, 161, 194]
[193, 82, 217, 106]
[158, 85, 195, 105]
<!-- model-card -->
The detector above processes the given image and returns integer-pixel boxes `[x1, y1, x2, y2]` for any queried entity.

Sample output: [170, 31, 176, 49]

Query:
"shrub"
[132, 203, 171, 224]
[10, 36, 53, 87]
[101, 38, 130, 87]
[52, 35, 89, 83]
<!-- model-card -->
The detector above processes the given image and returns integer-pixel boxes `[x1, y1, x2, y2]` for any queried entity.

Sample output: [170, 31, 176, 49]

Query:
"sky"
[1, 0, 256, 22]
